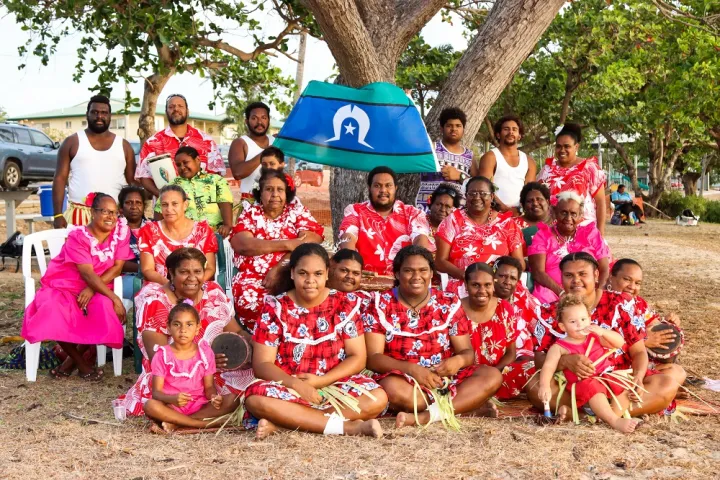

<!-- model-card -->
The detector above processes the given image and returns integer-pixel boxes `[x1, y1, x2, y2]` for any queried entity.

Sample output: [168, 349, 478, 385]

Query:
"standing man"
[474, 115, 536, 212]
[134, 94, 225, 198]
[53, 95, 136, 227]
[340, 166, 431, 275]
[228, 102, 274, 199]
[415, 107, 474, 211]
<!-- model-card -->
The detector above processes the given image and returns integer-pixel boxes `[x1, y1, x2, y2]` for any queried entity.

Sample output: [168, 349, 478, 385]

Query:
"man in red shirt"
[338, 167, 431, 275]
[135, 94, 225, 197]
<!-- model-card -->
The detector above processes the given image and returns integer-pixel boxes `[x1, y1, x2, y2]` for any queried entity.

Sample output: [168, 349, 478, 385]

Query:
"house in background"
[6, 99, 286, 146]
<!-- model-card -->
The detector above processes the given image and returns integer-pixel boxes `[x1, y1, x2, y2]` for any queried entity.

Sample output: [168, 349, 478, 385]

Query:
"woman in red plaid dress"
[244, 243, 387, 440]
[462, 263, 536, 400]
[364, 245, 502, 428]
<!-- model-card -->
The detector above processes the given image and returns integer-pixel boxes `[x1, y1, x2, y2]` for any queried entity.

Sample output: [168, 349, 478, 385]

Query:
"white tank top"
[239, 134, 274, 195]
[491, 147, 528, 207]
[68, 130, 127, 203]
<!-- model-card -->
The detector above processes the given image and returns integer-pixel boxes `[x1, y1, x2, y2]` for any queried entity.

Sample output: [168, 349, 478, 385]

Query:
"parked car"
[0, 123, 60, 189]
[129, 141, 141, 163]
[294, 160, 324, 187]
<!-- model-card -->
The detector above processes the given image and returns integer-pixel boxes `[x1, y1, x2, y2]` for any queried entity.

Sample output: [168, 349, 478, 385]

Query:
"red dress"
[338, 200, 431, 275]
[555, 333, 625, 407]
[363, 288, 477, 400]
[230, 202, 324, 331]
[469, 299, 535, 400]
[244, 290, 381, 408]
[137, 220, 218, 280]
[119, 281, 254, 416]
[537, 156, 606, 224]
[436, 209, 523, 296]
[511, 283, 540, 359]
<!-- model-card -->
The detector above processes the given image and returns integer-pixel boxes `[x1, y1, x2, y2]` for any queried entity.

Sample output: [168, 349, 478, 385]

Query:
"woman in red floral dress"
[230, 170, 324, 332]
[462, 263, 536, 400]
[436, 176, 524, 298]
[537, 124, 607, 235]
[364, 245, 502, 427]
[244, 243, 387, 440]
[120, 248, 254, 418]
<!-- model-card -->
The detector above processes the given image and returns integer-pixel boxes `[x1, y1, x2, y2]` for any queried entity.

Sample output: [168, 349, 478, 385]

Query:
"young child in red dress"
[537, 294, 641, 433]
[144, 303, 222, 433]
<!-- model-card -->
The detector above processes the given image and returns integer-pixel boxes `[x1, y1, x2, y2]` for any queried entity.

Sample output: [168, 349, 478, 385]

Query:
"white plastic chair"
[22, 229, 125, 381]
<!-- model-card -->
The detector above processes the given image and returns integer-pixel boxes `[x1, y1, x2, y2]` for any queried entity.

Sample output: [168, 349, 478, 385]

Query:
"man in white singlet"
[228, 101, 275, 199]
[474, 115, 536, 213]
[53, 95, 136, 228]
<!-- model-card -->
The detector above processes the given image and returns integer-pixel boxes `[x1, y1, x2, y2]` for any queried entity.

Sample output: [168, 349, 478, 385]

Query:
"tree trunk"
[681, 171, 701, 196]
[137, 70, 174, 143]
[424, 0, 566, 141]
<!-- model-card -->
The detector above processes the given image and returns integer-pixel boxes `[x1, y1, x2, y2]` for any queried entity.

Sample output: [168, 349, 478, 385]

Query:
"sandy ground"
[0, 220, 719, 479]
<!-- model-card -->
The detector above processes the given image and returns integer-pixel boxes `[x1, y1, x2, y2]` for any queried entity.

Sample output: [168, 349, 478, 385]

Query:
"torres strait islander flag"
[274, 81, 439, 173]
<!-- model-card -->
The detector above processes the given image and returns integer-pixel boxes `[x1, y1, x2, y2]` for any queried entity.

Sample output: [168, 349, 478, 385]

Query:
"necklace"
[398, 289, 429, 322]
[553, 224, 576, 257]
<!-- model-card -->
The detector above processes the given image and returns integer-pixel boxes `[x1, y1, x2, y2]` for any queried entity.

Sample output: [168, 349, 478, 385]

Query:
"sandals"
[49, 367, 75, 379]
[78, 368, 104, 381]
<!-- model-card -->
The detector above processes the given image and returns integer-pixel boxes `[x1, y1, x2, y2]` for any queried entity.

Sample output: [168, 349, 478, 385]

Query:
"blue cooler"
[38, 185, 67, 217]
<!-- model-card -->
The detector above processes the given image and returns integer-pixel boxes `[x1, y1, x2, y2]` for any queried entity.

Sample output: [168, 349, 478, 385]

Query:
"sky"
[0, 8, 469, 120]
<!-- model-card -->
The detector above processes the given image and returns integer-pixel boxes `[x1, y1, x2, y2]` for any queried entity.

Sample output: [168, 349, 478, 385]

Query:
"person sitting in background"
[611, 184, 644, 225]
[154, 146, 233, 237]
[426, 184, 461, 236]
[339, 166, 431, 275]
[230, 169, 323, 332]
[118, 185, 149, 298]
[328, 249, 364, 294]
[528, 191, 610, 304]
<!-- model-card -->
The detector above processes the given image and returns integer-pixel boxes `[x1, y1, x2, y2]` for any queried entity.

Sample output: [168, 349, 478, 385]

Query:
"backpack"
[0, 231, 23, 272]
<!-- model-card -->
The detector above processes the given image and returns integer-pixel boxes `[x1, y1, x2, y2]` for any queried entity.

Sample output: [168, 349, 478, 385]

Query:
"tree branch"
[196, 21, 299, 62]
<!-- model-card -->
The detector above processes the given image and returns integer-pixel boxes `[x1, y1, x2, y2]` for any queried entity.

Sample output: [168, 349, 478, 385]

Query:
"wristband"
[53, 214, 64, 219]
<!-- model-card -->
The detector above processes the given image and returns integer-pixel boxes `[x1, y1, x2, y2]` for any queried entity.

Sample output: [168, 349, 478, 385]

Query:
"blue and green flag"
[274, 81, 439, 173]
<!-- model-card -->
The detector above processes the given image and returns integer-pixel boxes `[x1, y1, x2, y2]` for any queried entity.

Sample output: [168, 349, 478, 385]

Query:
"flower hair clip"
[182, 298, 194, 306]
[285, 173, 296, 192]
[84, 192, 97, 208]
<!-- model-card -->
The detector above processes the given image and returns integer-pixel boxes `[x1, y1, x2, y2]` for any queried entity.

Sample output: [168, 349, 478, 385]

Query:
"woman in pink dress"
[537, 124, 607, 235]
[22, 193, 133, 380]
[528, 191, 610, 304]
[435, 176, 524, 297]
[120, 248, 253, 417]
[230, 169, 324, 332]
[138, 185, 217, 285]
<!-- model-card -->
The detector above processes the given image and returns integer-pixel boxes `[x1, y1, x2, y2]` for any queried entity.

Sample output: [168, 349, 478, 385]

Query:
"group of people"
[20, 94, 683, 439]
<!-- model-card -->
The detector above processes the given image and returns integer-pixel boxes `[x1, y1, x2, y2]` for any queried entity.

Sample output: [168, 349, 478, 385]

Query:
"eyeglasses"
[466, 191, 493, 199]
[93, 208, 119, 217]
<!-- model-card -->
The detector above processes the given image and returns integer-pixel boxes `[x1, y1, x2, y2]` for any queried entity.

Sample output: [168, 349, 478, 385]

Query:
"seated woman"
[529, 191, 610, 304]
[120, 248, 252, 418]
[244, 243, 386, 440]
[138, 185, 217, 286]
[512, 182, 551, 255]
[118, 185, 149, 298]
[608, 259, 684, 366]
[230, 169, 323, 331]
[154, 146, 234, 237]
[364, 245, 502, 427]
[436, 176, 525, 297]
[22, 193, 132, 380]
[526, 252, 685, 418]
[462, 263, 535, 400]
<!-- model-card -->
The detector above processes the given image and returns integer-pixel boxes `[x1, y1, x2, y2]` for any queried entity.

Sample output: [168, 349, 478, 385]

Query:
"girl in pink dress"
[22, 193, 133, 380]
[144, 303, 223, 433]
[537, 294, 640, 433]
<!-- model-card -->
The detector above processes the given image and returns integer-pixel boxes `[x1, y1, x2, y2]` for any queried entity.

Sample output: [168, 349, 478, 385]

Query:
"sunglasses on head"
[165, 94, 187, 108]
[435, 187, 459, 198]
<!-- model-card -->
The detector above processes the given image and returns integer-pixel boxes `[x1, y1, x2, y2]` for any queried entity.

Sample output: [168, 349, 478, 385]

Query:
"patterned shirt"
[135, 125, 225, 180]
[339, 200, 431, 275]
[470, 299, 519, 366]
[537, 156, 606, 224]
[415, 141, 473, 212]
[154, 172, 233, 230]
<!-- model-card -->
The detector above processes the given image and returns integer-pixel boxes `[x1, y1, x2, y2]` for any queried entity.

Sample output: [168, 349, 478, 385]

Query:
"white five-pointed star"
[344, 123, 356, 135]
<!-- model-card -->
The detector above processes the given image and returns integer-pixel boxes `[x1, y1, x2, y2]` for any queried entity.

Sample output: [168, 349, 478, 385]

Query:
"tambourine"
[359, 272, 396, 292]
[647, 322, 684, 362]
[211, 332, 253, 371]
[148, 153, 176, 189]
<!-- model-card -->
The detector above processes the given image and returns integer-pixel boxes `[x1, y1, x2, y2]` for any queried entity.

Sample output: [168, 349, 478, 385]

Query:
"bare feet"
[555, 405, 569, 424]
[475, 400, 499, 418]
[611, 417, 641, 434]
[256, 419, 279, 440]
[346, 419, 383, 438]
[161, 421, 178, 433]
[395, 411, 419, 428]
[149, 423, 167, 435]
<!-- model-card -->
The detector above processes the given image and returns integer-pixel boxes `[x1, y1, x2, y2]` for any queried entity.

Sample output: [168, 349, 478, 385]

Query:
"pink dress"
[150, 339, 216, 415]
[21, 220, 133, 349]
[528, 222, 610, 304]
[537, 156, 606, 225]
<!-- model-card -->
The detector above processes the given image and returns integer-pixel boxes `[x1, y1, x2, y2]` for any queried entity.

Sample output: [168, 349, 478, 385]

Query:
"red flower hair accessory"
[285, 173, 296, 192]
[84, 192, 97, 208]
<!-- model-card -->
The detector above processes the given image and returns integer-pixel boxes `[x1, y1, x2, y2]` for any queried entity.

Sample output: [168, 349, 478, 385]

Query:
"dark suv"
[0, 123, 60, 189]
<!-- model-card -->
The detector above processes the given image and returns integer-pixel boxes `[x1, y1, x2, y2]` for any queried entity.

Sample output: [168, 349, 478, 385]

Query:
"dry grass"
[1, 220, 720, 480]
